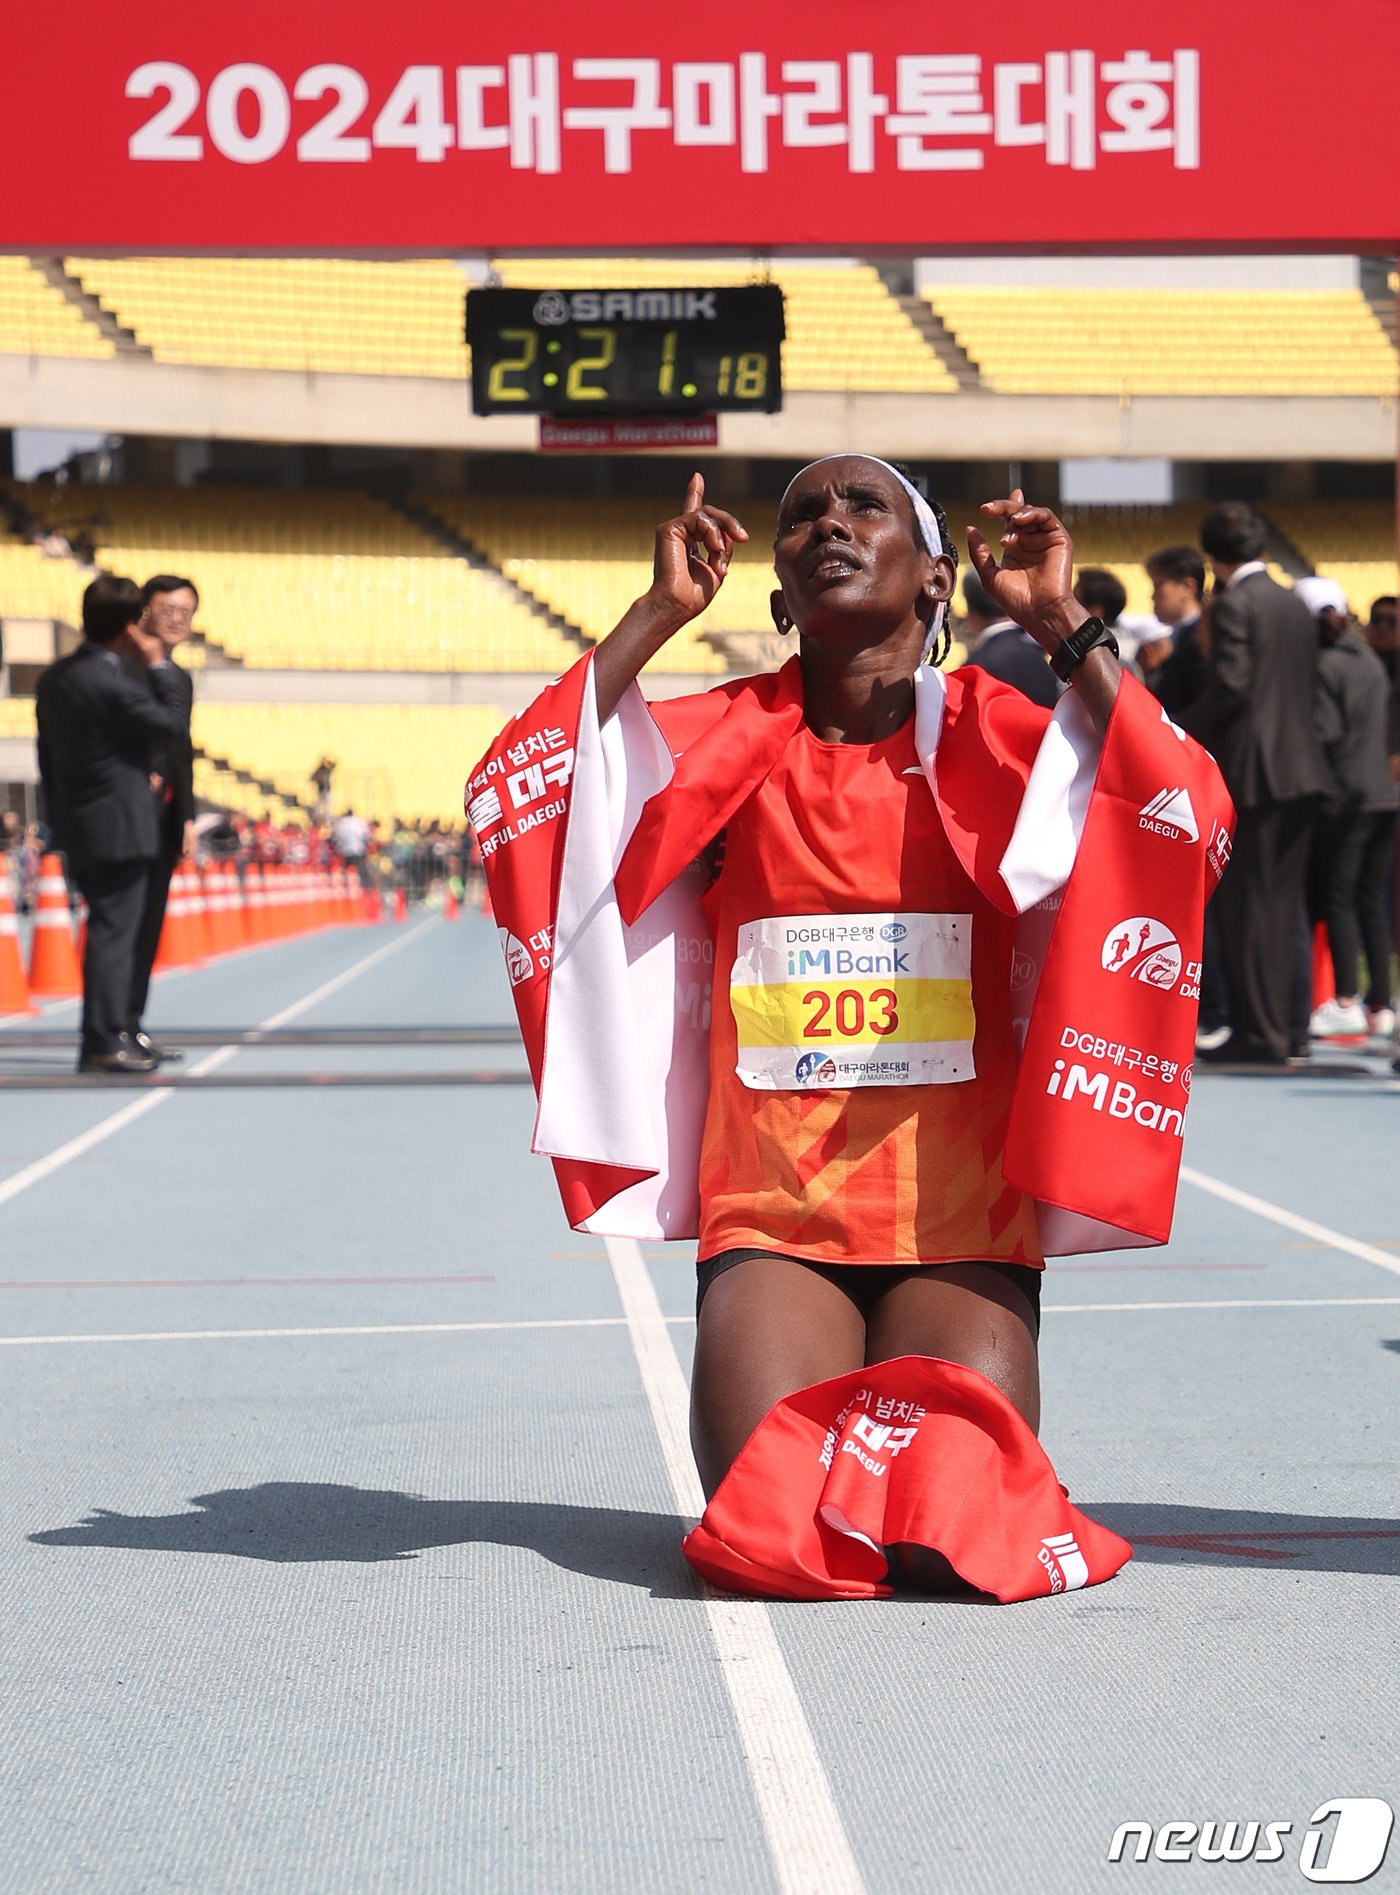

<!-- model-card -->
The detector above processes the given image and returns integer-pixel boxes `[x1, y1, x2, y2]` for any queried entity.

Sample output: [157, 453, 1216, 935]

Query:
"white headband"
[778, 454, 948, 641]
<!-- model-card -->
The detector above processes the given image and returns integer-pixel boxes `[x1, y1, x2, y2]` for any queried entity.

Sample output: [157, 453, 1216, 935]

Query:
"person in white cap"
[1295, 576, 1398, 1041]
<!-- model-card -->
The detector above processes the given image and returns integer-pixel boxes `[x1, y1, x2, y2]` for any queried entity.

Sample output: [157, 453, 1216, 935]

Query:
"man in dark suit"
[1185, 503, 1330, 1064]
[957, 572, 1061, 708]
[36, 574, 189, 1074]
[128, 574, 198, 1064]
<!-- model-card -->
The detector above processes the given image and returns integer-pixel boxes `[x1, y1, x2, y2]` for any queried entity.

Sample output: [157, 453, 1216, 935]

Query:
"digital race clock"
[466, 285, 784, 417]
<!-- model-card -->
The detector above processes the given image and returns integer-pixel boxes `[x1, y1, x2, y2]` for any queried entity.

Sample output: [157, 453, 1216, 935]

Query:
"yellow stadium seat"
[923, 287, 1397, 397]
[1266, 501, 1399, 612]
[192, 702, 506, 827]
[0, 259, 112, 360]
[12, 482, 582, 674]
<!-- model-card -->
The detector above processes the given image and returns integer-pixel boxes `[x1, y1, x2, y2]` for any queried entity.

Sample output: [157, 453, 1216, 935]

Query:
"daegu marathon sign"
[6, 0, 1400, 254]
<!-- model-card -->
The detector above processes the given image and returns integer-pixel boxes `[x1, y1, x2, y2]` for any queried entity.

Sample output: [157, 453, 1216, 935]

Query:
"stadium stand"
[65, 259, 471, 379]
[924, 288, 1398, 396]
[0, 537, 90, 623]
[10, 483, 580, 672]
[0, 696, 36, 741]
[1060, 506, 1215, 617]
[416, 492, 788, 673]
[1266, 500, 1400, 610]
[0, 258, 113, 360]
[191, 702, 506, 827]
[60, 256, 952, 394]
[188, 751, 306, 824]
[494, 258, 954, 393]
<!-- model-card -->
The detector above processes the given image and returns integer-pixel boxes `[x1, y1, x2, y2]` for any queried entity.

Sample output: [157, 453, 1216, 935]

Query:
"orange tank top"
[697, 714, 1042, 1268]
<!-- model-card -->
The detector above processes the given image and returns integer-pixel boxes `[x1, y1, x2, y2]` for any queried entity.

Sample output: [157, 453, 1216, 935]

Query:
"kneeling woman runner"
[472, 457, 1228, 1601]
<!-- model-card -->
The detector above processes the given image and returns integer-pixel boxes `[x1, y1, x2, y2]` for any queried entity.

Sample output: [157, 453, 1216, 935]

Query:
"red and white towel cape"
[467, 651, 1232, 1253]
[682, 1356, 1134, 1601]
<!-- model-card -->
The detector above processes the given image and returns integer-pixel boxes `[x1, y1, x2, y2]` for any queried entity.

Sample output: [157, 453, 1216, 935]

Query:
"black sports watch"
[1049, 614, 1120, 682]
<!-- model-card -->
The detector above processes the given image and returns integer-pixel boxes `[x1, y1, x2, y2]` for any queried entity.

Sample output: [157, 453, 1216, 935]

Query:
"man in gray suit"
[1185, 503, 1330, 1065]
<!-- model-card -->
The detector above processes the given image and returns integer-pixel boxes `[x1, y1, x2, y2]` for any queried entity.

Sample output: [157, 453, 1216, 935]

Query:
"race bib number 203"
[729, 912, 975, 1090]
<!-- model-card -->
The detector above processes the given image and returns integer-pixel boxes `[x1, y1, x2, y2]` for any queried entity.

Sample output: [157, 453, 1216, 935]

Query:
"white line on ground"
[605, 1233, 868, 1895]
[0, 919, 435, 1214]
[7, 1294, 1400, 1348]
[1180, 1165, 1400, 1282]
[1043, 1296, 1400, 1315]
[0, 1315, 683, 1347]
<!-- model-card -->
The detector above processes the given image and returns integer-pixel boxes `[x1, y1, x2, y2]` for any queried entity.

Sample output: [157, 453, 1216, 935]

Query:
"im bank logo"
[1108, 1797, 1393, 1880]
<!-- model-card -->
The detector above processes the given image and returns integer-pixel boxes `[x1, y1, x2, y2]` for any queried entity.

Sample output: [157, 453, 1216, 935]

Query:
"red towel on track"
[682, 1356, 1132, 1601]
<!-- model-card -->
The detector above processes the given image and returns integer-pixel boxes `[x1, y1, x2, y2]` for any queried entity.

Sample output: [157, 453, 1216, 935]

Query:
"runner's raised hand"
[966, 490, 1077, 643]
[646, 472, 748, 629]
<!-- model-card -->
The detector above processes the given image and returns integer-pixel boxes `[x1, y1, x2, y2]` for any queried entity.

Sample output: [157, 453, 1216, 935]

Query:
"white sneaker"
[1366, 1006, 1396, 1040]
[1309, 997, 1368, 1037]
[1194, 1024, 1232, 1052]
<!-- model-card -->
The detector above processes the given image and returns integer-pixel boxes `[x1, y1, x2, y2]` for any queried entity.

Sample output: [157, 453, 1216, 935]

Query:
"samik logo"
[1139, 786, 1200, 840]
[1102, 918, 1183, 990]
[531, 291, 571, 325]
[1108, 1798, 1394, 1880]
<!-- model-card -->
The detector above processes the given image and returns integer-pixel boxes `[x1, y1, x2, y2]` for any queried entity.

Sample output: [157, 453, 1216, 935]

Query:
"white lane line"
[606, 1234, 867, 1895]
[0, 1315, 688, 1347]
[0, 919, 435, 1213]
[1044, 1296, 1400, 1315]
[9, 1295, 1397, 1348]
[1180, 1165, 1400, 1282]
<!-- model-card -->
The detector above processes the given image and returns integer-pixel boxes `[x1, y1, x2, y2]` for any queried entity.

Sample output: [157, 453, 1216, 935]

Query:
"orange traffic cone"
[154, 860, 207, 970]
[222, 862, 250, 949]
[0, 878, 38, 1014]
[27, 856, 82, 997]
[443, 886, 460, 921]
[198, 863, 229, 956]
[241, 862, 268, 945]
[1311, 921, 1335, 1011]
[392, 887, 408, 923]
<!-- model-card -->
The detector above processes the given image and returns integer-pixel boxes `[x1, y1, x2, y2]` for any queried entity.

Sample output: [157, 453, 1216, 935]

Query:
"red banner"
[7, 0, 1400, 254]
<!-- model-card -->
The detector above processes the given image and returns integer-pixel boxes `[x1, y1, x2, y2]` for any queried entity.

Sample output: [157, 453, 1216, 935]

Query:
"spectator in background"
[310, 755, 337, 822]
[1145, 545, 1209, 716]
[1, 810, 18, 906]
[1185, 503, 1330, 1066]
[1072, 566, 1128, 630]
[1365, 595, 1397, 681]
[1295, 578, 1397, 1041]
[1133, 619, 1177, 691]
[956, 571, 1060, 708]
[331, 807, 371, 884]
[127, 574, 198, 1065]
[35, 575, 188, 1075]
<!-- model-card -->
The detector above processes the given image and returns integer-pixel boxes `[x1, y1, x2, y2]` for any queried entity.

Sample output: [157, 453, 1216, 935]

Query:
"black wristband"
[1049, 615, 1120, 682]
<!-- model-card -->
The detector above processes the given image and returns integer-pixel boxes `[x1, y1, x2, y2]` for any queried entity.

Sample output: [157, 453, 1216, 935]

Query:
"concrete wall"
[915, 255, 1362, 288]
[1, 353, 1393, 462]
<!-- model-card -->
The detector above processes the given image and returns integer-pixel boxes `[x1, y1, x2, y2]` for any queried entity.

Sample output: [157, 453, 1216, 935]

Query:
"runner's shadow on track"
[1086, 1503, 1400, 1576]
[27, 1481, 698, 1597]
